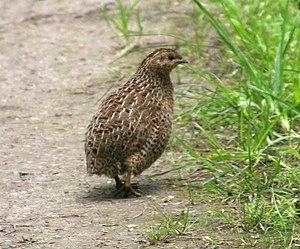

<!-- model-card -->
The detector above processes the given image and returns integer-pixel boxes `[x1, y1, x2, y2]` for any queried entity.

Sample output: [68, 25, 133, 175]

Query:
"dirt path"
[0, 1, 207, 248]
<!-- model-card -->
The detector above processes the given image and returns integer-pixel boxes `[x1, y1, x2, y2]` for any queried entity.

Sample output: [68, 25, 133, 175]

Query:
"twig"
[126, 204, 147, 220]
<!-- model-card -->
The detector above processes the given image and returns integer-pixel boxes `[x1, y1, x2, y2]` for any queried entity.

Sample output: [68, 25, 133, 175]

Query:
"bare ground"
[0, 1, 240, 248]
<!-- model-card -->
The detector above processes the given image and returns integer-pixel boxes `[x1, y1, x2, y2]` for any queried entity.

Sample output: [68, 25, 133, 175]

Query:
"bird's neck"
[135, 69, 174, 105]
[136, 68, 173, 87]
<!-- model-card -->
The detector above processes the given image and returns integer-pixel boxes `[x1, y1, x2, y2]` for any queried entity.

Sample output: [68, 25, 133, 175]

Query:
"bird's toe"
[114, 184, 142, 198]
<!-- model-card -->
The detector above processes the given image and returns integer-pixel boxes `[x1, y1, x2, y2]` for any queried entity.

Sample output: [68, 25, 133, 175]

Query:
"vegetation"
[101, 0, 300, 247]
[100, 0, 143, 50]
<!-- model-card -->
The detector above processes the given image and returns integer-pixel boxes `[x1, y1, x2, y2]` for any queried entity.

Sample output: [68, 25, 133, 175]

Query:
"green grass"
[173, 0, 300, 247]
[147, 190, 199, 245]
[147, 203, 197, 245]
[99, 0, 142, 49]
[102, 0, 300, 247]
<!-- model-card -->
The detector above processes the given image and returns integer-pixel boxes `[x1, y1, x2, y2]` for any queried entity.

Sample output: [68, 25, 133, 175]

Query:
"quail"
[85, 48, 187, 197]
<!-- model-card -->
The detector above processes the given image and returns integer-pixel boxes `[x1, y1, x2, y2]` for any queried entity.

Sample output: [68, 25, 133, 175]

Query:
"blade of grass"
[192, 0, 257, 80]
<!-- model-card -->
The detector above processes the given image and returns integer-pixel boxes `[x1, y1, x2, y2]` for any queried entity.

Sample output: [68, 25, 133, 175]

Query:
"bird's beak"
[175, 58, 188, 64]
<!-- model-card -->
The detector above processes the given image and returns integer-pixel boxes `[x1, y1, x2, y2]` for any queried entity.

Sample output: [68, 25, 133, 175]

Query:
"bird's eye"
[168, 54, 175, 61]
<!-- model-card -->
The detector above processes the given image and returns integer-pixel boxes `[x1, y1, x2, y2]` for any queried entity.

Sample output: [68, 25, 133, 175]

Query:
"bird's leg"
[114, 175, 123, 190]
[124, 169, 142, 197]
[114, 168, 142, 198]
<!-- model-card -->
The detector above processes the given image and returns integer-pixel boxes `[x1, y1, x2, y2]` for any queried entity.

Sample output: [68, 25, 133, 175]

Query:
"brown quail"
[85, 48, 187, 197]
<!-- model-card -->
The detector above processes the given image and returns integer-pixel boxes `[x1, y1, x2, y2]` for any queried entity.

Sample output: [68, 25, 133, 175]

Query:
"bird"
[85, 48, 187, 197]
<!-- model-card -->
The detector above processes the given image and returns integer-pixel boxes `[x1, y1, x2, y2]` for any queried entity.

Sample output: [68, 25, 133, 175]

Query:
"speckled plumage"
[85, 48, 187, 197]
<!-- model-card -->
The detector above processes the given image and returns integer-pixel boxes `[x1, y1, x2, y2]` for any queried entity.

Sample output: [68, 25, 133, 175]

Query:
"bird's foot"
[114, 176, 124, 190]
[114, 176, 138, 190]
[115, 179, 124, 190]
[114, 184, 142, 198]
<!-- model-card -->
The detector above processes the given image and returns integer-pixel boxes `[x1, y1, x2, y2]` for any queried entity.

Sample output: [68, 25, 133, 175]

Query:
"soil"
[0, 1, 238, 248]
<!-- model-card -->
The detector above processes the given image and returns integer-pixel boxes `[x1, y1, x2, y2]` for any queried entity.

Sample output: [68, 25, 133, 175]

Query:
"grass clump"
[99, 0, 143, 49]
[173, 0, 300, 247]
[147, 193, 198, 245]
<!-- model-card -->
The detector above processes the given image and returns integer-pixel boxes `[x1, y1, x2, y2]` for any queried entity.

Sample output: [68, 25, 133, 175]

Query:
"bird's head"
[138, 48, 188, 75]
